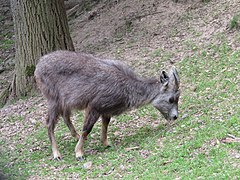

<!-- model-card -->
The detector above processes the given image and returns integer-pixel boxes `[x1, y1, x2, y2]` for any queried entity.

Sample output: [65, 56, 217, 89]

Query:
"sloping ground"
[71, 0, 240, 74]
[0, 0, 239, 179]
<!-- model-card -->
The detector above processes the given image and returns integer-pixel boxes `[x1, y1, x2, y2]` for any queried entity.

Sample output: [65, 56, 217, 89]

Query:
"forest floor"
[0, 0, 240, 179]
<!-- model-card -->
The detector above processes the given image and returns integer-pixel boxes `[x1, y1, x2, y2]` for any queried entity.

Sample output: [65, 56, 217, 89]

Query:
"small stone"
[83, 161, 92, 169]
[114, 131, 121, 136]
[29, 118, 37, 124]
[119, 164, 125, 171]
[115, 173, 123, 178]
[181, 114, 188, 120]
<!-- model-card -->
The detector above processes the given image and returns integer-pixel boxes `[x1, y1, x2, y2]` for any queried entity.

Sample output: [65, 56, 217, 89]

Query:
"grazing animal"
[34, 50, 180, 160]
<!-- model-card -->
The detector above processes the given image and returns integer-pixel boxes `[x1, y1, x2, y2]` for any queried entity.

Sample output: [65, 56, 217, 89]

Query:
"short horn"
[172, 67, 180, 90]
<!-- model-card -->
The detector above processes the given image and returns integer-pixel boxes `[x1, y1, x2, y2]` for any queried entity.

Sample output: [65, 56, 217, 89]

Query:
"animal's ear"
[160, 71, 169, 88]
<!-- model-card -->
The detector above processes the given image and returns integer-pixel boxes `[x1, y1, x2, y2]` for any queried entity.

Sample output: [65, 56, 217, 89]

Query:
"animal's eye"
[169, 97, 174, 103]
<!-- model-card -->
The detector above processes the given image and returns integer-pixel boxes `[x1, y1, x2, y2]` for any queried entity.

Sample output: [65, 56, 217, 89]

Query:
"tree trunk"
[8, 0, 74, 100]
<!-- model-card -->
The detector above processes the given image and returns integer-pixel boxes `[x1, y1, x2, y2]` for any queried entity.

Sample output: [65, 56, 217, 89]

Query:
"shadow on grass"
[51, 121, 177, 161]
[118, 123, 170, 148]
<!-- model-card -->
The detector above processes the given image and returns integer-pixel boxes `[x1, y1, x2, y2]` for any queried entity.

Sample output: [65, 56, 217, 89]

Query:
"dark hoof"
[76, 156, 85, 161]
[106, 145, 111, 149]
[54, 156, 62, 161]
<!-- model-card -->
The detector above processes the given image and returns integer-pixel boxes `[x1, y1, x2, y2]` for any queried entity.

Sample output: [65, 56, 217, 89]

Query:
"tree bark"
[7, 0, 74, 100]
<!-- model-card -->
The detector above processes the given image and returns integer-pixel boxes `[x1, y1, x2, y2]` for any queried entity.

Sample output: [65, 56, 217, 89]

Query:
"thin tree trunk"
[7, 0, 74, 100]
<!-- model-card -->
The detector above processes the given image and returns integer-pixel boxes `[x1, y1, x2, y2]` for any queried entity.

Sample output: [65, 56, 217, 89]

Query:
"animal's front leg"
[101, 115, 111, 147]
[75, 109, 100, 161]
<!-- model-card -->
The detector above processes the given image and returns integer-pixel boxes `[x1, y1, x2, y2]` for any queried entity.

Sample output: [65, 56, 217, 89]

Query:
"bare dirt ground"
[71, 0, 240, 74]
[0, 0, 240, 178]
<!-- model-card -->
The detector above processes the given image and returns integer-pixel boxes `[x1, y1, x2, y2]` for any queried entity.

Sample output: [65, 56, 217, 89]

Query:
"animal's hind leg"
[75, 109, 100, 160]
[47, 105, 61, 160]
[63, 110, 80, 140]
[101, 115, 111, 147]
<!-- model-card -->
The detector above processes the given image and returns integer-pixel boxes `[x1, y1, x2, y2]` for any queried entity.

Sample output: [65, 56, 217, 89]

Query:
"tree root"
[0, 84, 11, 107]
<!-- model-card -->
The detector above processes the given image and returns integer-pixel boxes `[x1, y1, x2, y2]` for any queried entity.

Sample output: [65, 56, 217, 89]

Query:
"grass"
[1, 2, 240, 177]
[0, 39, 239, 179]
[229, 13, 240, 30]
[0, 38, 14, 50]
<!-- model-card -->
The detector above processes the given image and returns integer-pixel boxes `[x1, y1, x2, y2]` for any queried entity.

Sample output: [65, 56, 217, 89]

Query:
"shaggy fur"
[34, 50, 180, 160]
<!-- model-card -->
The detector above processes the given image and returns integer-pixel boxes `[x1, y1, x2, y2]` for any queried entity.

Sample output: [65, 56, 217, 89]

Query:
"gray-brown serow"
[35, 50, 180, 160]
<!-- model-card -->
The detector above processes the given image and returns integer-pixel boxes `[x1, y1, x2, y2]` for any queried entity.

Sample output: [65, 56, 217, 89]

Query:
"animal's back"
[35, 50, 138, 113]
[35, 50, 137, 80]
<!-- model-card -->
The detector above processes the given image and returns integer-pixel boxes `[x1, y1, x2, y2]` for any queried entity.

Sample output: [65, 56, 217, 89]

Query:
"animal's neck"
[128, 77, 160, 108]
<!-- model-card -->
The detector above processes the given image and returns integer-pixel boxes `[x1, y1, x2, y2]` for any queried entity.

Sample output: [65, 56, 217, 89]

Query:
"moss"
[25, 65, 35, 76]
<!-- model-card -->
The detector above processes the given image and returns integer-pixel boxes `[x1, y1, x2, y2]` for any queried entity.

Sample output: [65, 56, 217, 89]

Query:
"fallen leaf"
[221, 137, 240, 143]
[83, 161, 93, 169]
[160, 160, 173, 166]
[125, 146, 139, 151]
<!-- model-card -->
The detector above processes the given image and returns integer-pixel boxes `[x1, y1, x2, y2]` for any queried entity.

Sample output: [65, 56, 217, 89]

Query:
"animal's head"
[152, 67, 180, 121]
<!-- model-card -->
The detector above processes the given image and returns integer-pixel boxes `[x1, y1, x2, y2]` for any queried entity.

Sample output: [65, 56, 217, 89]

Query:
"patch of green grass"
[229, 13, 240, 30]
[0, 15, 4, 21]
[0, 139, 30, 179]
[183, 40, 199, 51]
[180, 12, 194, 22]
[1, 38, 239, 179]
[7, 115, 25, 123]
[0, 38, 14, 50]
[150, 48, 162, 58]
[202, 0, 211, 3]
[150, 49, 174, 70]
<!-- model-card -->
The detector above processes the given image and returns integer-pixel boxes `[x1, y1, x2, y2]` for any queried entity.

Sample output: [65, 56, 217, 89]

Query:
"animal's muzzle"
[171, 115, 178, 120]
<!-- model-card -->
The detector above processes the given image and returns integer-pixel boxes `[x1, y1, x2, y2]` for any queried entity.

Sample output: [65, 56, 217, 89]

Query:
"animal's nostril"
[173, 115, 178, 120]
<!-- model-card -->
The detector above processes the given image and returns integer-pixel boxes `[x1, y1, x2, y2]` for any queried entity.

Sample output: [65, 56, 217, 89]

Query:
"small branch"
[125, 146, 140, 151]
[227, 134, 236, 139]
[67, 4, 81, 17]
[221, 137, 240, 143]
